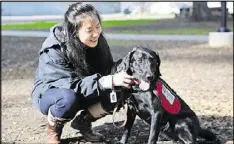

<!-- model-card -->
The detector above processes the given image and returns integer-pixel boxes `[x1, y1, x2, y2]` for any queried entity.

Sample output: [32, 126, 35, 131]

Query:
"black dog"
[101, 47, 161, 113]
[113, 47, 219, 144]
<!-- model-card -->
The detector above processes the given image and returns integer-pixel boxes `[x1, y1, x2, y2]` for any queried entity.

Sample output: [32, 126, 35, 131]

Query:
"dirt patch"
[2, 36, 233, 143]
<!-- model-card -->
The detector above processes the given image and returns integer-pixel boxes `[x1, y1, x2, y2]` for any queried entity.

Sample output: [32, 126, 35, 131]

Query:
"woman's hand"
[112, 71, 134, 88]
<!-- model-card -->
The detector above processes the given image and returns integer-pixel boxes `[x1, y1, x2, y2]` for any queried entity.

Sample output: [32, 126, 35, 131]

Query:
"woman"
[31, 2, 134, 143]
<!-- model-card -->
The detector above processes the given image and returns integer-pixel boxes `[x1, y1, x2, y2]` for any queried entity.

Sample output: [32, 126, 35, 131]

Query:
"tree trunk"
[135, 2, 146, 14]
[191, 2, 213, 21]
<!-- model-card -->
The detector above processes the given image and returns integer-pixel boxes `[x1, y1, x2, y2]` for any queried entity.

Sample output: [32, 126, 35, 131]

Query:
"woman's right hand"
[112, 71, 134, 88]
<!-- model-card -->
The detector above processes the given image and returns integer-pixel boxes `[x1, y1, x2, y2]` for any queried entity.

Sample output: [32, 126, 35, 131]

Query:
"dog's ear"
[117, 48, 136, 73]
[132, 47, 138, 51]
[155, 52, 162, 76]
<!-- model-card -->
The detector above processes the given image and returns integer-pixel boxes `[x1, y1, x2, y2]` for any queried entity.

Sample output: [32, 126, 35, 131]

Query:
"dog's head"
[117, 47, 161, 90]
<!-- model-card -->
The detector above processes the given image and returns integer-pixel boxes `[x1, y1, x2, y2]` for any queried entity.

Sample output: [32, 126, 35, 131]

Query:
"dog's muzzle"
[130, 79, 156, 93]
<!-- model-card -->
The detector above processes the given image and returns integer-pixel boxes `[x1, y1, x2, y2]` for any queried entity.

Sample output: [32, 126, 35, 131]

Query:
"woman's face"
[77, 16, 102, 48]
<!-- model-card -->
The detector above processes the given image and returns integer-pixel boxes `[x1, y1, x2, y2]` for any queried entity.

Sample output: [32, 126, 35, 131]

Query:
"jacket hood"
[40, 23, 66, 52]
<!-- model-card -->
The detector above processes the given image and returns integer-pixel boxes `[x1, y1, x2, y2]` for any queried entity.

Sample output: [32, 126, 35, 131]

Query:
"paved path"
[2, 30, 208, 41]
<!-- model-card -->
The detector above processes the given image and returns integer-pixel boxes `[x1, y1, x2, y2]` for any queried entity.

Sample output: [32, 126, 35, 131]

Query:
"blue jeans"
[39, 88, 101, 119]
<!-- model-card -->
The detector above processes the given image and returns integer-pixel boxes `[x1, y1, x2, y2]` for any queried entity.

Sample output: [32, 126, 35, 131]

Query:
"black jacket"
[31, 23, 114, 109]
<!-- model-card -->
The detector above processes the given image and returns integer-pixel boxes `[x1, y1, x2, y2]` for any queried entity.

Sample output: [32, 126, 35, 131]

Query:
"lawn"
[112, 29, 224, 35]
[2, 19, 154, 30]
[2, 19, 233, 35]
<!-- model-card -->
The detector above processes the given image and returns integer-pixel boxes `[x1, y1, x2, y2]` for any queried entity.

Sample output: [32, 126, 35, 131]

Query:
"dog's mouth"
[131, 72, 158, 91]
[131, 77, 151, 91]
[138, 80, 151, 91]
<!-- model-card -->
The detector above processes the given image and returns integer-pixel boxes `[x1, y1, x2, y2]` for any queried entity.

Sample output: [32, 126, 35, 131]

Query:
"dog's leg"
[147, 111, 162, 144]
[119, 105, 136, 144]
[175, 120, 194, 144]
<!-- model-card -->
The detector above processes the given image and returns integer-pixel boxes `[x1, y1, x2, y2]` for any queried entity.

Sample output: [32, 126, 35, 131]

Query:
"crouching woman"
[31, 2, 133, 143]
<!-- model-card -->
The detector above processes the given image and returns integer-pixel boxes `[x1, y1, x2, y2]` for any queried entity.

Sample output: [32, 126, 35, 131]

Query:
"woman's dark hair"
[63, 2, 113, 76]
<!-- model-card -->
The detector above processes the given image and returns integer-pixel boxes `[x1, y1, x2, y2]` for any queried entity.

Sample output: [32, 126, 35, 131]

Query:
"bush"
[124, 8, 131, 15]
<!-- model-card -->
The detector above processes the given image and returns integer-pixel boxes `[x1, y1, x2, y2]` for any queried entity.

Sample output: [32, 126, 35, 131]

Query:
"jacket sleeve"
[38, 48, 107, 98]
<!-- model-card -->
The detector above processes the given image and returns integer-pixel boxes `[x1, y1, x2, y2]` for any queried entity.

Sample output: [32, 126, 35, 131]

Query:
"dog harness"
[153, 78, 181, 114]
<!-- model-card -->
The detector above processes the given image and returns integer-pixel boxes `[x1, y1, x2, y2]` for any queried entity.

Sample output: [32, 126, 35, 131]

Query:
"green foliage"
[109, 28, 233, 35]
[102, 19, 154, 27]
[2, 21, 58, 30]
[2, 20, 233, 35]
[123, 8, 131, 15]
[2, 19, 155, 30]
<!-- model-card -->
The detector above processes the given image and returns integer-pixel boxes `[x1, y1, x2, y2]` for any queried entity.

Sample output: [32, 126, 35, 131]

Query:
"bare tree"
[191, 2, 212, 21]
[133, 2, 147, 14]
[139, 2, 147, 13]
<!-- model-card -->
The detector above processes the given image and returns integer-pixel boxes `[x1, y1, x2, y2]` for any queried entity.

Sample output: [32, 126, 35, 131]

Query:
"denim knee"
[40, 88, 80, 119]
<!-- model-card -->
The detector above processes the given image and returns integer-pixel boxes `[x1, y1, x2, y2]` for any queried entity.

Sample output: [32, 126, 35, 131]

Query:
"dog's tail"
[198, 128, 220, 143]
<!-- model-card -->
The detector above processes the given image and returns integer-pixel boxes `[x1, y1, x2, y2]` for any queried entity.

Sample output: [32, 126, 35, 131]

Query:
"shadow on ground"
[61, 115, 232, 144]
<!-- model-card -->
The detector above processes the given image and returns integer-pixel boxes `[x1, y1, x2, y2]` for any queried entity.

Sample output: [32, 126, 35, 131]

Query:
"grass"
[102, 19, 154, 27]
[2, 19, 155, 30]
[2, 21, 58, 30]
[2, 20, 233, 35]
[109, 28, 234, 35]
